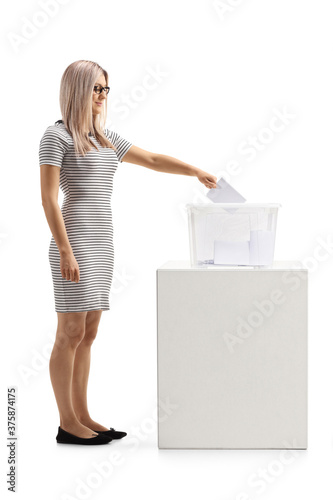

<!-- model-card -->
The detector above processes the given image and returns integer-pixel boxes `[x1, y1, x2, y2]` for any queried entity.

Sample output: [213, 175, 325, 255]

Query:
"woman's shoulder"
[41, 120, 71, 142]
[40, 120, 71, 156]
[103, 127, 121, 142]
[52, 119, 70, 136]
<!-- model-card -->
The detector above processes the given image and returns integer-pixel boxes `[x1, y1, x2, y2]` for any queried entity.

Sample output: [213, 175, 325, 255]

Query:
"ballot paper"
[249, 230, 275, 265]
[214, 240, 250, 265]
[206, 177, 247, 203]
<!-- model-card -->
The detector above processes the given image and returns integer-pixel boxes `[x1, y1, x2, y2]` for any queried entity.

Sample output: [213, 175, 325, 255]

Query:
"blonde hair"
[59, 60, 116, 157]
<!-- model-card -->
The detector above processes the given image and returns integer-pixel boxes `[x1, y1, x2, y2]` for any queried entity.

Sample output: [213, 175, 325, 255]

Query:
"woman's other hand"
[60, 251, 80, 283]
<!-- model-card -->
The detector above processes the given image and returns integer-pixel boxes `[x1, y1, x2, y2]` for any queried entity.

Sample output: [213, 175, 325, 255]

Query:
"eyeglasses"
[93, 85, 110, 95]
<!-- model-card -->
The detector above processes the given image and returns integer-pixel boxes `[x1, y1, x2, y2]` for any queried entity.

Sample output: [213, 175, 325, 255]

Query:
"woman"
[39, 60, 217, 446]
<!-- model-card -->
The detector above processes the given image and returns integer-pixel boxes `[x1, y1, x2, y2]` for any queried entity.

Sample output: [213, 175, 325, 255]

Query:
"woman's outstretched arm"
[122, 145, 217, 189]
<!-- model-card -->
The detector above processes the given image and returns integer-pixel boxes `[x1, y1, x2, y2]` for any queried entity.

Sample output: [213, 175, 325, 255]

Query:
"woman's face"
[92, 73, 107, 115]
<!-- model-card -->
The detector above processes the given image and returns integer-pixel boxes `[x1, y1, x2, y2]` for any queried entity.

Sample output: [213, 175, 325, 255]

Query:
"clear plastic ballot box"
[186, 203, 281, 268]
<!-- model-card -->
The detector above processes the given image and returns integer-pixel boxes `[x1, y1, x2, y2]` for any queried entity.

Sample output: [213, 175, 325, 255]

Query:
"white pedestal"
[156, 261, 307, 449]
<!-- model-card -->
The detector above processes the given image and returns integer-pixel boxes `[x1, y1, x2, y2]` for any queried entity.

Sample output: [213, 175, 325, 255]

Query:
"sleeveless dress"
[39, 120, 132, 313]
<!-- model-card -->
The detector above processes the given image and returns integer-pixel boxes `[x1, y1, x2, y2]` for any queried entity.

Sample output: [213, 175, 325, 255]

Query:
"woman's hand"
[60, 250, 80, 283]
[196, 169, 218, 189]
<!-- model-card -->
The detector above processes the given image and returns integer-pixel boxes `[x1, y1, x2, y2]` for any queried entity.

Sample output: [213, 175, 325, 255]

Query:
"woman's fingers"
[75, 266, 80, 283]
[198, 171, 217, 189]
[204, 178, 217, 189]
[62, 266, 70, 280]
[63, 266, 77, 282]
[60, 257, 80, 282]
[74, 266, 80, 283]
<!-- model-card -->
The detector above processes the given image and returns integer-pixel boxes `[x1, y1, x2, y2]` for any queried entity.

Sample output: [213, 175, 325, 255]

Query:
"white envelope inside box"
[249, 230, 275, 265]
[214, 240, 250, 265]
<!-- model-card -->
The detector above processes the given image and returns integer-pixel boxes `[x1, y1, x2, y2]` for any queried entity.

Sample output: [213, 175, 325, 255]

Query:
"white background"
[1, 0, 333, 498]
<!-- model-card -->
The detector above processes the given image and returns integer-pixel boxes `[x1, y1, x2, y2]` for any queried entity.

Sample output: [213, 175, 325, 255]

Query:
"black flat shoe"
[92, 427, 127, 439]
[56, 426, 113, 445]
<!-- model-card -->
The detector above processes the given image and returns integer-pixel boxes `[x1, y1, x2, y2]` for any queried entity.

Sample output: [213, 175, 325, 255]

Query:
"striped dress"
[39, 120, 132, 313]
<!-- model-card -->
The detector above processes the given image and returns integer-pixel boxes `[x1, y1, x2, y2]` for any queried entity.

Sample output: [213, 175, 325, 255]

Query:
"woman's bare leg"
[72, 309, 109, 432]
[49, 311, 99, 438]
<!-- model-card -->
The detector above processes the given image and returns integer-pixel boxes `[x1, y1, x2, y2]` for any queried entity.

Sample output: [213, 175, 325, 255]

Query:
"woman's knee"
[55, 314, 87, 349]
[82, 325, 98, 345]
[82, 310, 102, 345]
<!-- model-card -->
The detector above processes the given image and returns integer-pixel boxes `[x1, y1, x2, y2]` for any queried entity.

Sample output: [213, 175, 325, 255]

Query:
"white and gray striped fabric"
[39, 120, 132, 313]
